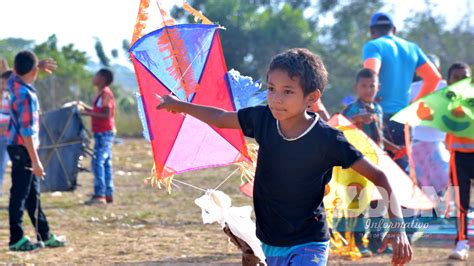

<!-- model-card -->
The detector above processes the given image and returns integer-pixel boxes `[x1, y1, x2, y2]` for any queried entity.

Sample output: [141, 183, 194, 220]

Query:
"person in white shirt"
[409, 54, 449, 196]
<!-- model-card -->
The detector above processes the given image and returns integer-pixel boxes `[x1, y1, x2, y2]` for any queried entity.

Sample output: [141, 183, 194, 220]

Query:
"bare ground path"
[0, 138, 471, 265]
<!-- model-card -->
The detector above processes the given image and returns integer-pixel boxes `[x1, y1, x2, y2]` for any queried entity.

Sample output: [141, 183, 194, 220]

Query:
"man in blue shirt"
[362, 12, 441, 169]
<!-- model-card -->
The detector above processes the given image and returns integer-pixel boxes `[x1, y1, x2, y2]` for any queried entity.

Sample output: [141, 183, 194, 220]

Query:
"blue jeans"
[262, 241, 329, 266]
[92, 131, 114, 197]
[0, 135, 10, 195]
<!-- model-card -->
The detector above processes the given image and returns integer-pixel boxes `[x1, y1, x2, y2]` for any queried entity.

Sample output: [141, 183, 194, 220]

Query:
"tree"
[174, 0, 317, 79]
[94, 38, 110, 67]
[33, 35, 94, 111]
[401, 0, 474, 77]
[314, 0, 383, 112]
[0, 38, 35, 64]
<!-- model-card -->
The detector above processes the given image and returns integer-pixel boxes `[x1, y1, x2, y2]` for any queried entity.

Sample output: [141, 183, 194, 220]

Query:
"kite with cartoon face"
[392, 78, 474, 138]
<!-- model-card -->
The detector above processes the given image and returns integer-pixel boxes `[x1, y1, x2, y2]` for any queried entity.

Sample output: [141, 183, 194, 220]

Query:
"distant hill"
[86, 61, 138, 92]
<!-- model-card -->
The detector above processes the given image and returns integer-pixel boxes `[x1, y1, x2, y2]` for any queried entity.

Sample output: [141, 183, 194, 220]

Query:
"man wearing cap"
[362, 12, 441, 170]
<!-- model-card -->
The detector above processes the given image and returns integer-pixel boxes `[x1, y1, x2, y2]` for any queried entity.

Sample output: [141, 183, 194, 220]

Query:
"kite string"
[214, 168, 239, 190]
[172, 178, 207, 192]
[168, 167, 239, 193]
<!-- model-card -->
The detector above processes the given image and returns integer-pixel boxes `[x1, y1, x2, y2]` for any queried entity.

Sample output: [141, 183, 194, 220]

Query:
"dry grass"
[0, 138, 471, 265]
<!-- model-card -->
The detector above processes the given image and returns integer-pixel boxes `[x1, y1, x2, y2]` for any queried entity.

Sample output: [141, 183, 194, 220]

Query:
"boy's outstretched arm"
[156, 94, 241, 129]
[351, 158, 412, 265]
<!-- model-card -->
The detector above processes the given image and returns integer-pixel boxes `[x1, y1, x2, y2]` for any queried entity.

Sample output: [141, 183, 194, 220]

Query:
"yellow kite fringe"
[235, 143, 258, 185]
[145, 164, 174, 194]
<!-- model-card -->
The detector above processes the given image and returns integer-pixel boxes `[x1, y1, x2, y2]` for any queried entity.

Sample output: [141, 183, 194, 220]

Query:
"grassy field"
[0, 138, 472, 265]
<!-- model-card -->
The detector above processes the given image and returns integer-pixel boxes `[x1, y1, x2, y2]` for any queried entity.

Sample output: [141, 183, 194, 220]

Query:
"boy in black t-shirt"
[156, 48, 411, 265]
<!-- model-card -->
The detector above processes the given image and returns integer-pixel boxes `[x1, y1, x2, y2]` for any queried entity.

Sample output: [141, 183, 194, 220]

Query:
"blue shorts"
[262, 241, 329, 266]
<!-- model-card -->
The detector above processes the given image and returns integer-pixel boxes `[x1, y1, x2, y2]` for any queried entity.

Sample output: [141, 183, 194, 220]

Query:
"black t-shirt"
[238, 105, 363, 246]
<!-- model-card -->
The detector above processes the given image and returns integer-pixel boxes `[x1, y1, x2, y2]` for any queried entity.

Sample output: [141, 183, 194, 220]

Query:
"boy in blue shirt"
[157, 48, 411, 265]
[343, 69, 401, 157]
[342, 68, 402, 256]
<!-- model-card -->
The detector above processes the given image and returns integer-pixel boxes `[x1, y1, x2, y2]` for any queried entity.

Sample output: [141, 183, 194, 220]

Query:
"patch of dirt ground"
[0, 138, 472, 265]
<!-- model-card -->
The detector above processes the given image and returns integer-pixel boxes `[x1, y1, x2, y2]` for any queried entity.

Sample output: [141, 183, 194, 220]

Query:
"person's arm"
[363, 58, 381, 74]
[156, 94, 241, 129]
[362, 42, 382, 74]
[23, 136, 45, 177]
[351, 158, 412, 265]
[77, 101, 93, 112]
[80, 95, 112, 118]
[413, 61, 442, 101]
[311, 99, 330, 121]
[37, 58, 57, 74]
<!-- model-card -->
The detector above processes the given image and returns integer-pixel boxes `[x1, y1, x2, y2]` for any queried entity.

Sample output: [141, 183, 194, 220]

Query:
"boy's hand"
[76, 100, 85, 111]
[353, 113, 374, 124]
[379, 231, 412, 265]
[31, 161, 46, 178]
[156, 94, 182, 113]
[38, 58, 57, 74]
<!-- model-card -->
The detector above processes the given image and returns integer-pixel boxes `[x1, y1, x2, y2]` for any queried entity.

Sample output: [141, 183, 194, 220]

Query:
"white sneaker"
[449, 240, 469, 260]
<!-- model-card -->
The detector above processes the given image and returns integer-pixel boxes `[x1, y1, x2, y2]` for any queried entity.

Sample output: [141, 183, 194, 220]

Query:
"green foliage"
[0, 35, 142, 137]
[0, 38, 35, 65]
[401, 2, 474, 77]
[2, 0, 472, 137]
[32, 35, 94, 111]
[315, 0, 383, 112]
[178, 0, 317, 79]
[94, 38, 110, 67]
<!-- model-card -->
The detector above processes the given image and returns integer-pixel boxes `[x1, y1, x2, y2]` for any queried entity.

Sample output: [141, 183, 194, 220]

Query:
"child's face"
[448, 68, 471, 85]
[266, 69, 318, 121]
[355, 77, 379, 103]
[92, 73, 104, 87]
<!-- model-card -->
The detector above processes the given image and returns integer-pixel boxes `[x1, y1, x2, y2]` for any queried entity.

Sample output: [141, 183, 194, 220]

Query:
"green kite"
[392, 78, 474, 138]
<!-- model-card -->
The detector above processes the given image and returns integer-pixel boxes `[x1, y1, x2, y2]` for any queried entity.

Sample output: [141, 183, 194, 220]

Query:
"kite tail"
[131, 0, 151, 46]
[182, 1, 214, 24]
[235, 143, 258, 185]
[145, 164, 174, 193]
[157, 0, 177, 27]
[326, 209, 362, 260]
[157, 27, 198, 99]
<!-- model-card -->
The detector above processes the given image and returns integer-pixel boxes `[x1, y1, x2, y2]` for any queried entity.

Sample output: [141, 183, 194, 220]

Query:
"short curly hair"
[14, 50, 38, 76]
[267, 48, 328, 96]
[97, 68, 114, 86]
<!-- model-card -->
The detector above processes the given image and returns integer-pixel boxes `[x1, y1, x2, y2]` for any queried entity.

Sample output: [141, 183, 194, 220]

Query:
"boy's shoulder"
[342, 100, 361, 116]
[9, 77, 34, 98]
[313, 117, 345, 142]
